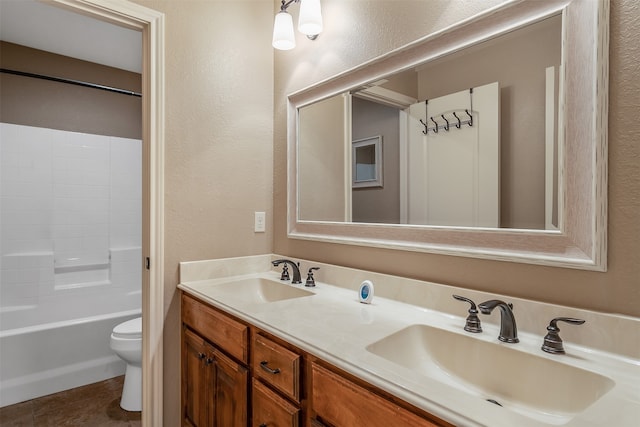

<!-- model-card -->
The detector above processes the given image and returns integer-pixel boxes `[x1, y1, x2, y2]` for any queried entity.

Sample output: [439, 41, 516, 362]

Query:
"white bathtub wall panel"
[1, 202, 53, 256]
[0, 126, 54, 226]
[52, 128, 110, 273]
[0, 281, 38, 309]
[1, 252, 53, 269]
[110, 136, 141, 249]
[0, 304, 38, 331]
[110, 136, 141, 197]
[0, 265, 52, 291]
[1, 223, 50, 246]
[54, 267, 110, 289]
[1, 126, 54, 195]
[110, 247, 142, 293]
[0, 238, 53, 256]
[0, 122, 20, 156]
[52, 130, 107, 166]
[52, 206, 109, 260]
[53, 182, 110, 203]
[109, 246, 141, 263]
[0, 253, 54, 313]
[110, 199, 141, 249]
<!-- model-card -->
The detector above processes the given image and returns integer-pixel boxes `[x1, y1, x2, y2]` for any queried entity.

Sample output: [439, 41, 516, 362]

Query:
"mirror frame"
[287, 0, 608, 271]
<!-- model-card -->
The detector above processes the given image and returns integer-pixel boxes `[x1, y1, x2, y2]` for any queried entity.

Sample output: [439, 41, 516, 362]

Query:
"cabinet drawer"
[182, 294, 248, 363]
[252, 379, 300, 427]
[253, 334, 301, 402]
[311, 363, 444, 427]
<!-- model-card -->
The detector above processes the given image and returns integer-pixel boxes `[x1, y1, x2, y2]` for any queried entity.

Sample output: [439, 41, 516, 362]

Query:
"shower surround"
[0, 123, 141, 406]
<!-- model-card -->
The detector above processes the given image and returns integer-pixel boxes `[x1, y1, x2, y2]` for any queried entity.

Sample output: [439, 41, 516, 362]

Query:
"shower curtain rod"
[0, 68, 142, 98]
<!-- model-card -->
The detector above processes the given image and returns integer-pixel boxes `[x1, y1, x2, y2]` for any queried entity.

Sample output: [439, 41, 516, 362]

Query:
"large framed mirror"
[287, 0, 608, 271]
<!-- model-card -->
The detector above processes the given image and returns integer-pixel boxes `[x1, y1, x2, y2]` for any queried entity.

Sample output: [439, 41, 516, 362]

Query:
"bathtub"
[0, 308, 141, 407]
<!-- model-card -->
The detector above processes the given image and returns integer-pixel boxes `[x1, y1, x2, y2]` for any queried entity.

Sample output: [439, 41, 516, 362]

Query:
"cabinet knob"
[197, 352, 205, 360]
[205, 357, 214, 365]
[259, 360, 281, 375]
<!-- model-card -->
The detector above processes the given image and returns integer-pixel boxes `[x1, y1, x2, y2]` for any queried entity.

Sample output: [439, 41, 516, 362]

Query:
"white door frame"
[50, 1, 165, 425]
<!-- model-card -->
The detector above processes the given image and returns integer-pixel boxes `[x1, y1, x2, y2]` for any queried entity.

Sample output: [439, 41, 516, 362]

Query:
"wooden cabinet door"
[183, 328, 212, 427]
[183, 327, 248, 427]
[311, 363, 444, 427]
[252, 379, 300, 427]
[212, 348, 249, 427]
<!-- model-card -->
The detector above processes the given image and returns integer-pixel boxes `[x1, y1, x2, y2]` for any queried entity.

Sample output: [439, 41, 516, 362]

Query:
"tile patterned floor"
[0, 376, 141, 427]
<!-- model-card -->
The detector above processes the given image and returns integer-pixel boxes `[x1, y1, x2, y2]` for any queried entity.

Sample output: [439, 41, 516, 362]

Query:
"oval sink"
[366, 324, 614, 424]
[209, 277, 315, 304]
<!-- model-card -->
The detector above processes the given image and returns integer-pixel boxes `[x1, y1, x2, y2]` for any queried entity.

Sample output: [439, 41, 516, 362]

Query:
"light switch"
[254, 211, 266, 232]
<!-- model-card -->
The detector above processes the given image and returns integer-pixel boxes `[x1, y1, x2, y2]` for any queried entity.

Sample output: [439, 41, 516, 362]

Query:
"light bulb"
[272, 10, 296, 50]
[298, 0, 323, 36]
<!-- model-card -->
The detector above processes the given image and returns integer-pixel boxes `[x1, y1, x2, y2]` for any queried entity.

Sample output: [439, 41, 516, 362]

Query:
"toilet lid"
[113, 317, 142, 339]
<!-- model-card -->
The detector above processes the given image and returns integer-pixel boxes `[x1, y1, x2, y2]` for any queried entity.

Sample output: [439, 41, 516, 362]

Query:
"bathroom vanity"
[181, 292, 451, 427]
[178, 255, 640, 427]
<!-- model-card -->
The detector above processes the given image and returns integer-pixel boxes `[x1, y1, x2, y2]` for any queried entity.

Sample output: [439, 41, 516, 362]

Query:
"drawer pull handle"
[260, 361, 281, 374]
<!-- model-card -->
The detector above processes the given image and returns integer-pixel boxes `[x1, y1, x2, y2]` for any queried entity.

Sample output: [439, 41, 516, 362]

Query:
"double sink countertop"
[178, 254, 640, 427]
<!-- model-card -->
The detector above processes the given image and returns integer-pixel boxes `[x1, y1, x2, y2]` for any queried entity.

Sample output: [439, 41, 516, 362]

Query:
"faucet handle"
[542, 317, 585, 354]
[279, 264, 290, 281]
[452, 295, 482, 333]
[305, 267, 320, 287]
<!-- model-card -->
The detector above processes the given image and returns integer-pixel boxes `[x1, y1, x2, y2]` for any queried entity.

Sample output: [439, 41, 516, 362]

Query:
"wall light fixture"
[272, 0, 323, 50]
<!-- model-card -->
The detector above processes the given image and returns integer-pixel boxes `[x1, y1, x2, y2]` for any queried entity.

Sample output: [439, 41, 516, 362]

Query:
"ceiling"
[0, 0, 142, 73]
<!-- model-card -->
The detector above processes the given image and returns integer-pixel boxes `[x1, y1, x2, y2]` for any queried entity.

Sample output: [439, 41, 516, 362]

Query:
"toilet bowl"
[110, 316, 142, 411]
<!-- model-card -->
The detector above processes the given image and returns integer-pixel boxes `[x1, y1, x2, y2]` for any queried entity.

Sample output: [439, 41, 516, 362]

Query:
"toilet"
[110, 316, 142, 411]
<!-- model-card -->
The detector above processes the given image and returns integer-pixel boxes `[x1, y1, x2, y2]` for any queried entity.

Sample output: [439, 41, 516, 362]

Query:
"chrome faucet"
[478, 300, 519, 343]
[272, 259, 302, 284]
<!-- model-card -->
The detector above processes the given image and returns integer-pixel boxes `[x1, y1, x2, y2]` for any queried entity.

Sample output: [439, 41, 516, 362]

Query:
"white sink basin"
[209, 277, 315, 304]
[366, 324, 614, 424]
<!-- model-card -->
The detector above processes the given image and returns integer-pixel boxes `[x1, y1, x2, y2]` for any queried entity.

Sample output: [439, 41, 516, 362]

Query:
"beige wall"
[274, 0, 640, 322]
[131, 1, 274, 424]
[299, 94, 347, 221]
[0, 41, 141, 139]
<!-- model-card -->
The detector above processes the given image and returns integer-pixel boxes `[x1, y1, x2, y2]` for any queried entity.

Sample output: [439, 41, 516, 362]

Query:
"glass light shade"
[298, 0, 323, 36]
[272, 11, 296, 50]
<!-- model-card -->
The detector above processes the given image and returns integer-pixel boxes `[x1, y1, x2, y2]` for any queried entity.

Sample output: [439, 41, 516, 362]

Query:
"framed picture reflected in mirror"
[352, 136, 382, 188]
